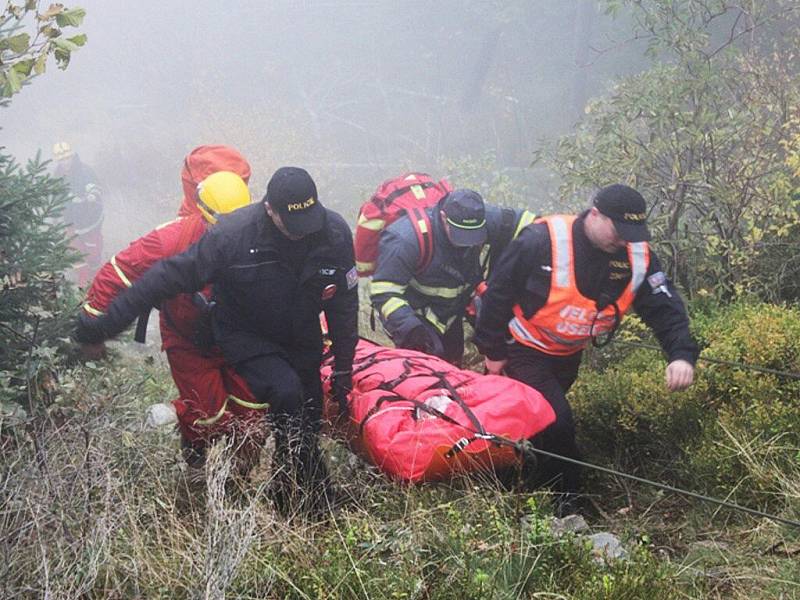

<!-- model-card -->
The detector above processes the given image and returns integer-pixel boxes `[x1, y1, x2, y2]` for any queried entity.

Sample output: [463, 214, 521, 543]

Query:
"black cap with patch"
[592, 184, 651, 242]
[441, 189, 487, 247]
[264, 166, 325, 236]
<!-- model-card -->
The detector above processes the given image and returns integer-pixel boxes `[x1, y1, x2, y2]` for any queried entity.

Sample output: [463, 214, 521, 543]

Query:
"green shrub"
[571, 300, 800, 515]
[686, 303, 800, 508]
[572, 346, 707, 472]
[0, 150, 80, 419]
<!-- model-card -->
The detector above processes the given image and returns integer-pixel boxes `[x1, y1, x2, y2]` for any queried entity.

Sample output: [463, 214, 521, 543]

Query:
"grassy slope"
[1, 341, 798, 599]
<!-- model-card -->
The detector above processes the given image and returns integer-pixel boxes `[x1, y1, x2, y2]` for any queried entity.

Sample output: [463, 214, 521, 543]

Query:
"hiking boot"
[267, 427, 341, 520]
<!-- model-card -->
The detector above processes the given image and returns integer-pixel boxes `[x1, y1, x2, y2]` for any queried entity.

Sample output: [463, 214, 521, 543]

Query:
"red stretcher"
[321, 339, 556, 483]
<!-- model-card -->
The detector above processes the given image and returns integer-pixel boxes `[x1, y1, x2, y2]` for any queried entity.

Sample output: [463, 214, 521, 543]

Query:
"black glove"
[405, 323, 444, 357]
[331, 370, 352, 418]
[74, 313, 111, 345]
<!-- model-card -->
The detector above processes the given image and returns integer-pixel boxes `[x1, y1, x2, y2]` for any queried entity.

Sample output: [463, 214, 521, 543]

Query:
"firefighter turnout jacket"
[370, 201, 535, 347]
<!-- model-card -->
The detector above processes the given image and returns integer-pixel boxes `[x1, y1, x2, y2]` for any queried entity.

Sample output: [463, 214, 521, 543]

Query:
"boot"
[267, 416, 339, 519]
[181, 437, 206, 469]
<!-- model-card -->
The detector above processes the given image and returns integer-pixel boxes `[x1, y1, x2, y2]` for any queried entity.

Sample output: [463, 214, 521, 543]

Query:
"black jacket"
[473, 211, 698, 364]
[82, 203, 358, 382]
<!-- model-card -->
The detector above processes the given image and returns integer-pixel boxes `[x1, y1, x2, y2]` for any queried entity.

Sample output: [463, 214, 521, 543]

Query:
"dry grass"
[1, 349, 799, 599]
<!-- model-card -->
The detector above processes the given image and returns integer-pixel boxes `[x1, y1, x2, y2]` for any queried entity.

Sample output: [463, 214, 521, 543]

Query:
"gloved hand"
[331, 370, 352, 418]
[405, 324, 444, 357]
[74, 313, 110, 345]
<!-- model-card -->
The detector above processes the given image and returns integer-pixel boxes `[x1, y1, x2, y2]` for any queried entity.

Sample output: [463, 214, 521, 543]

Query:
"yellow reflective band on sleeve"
[513, 210, 537, 238]
[410, 184, 425, 200]
[357, 214, 386, 231]
[370, 280, 407, 296]
[193, 396, 230, 427]
[380, 297, 409, 319]
[408, 279, 472, 299]
[83, 303, 104, 317]
[230, 395, 270, 410]
[110, 255, 133, 288]
[422, 307, 450, 335]
[356, 260, 375, 274]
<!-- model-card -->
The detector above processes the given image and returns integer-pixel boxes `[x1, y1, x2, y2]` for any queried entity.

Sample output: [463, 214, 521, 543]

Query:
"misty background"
[0, 0, 648, 255]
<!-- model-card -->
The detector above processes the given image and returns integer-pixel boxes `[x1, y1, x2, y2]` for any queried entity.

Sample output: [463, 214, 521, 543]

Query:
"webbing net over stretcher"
[321, 340, 556, 483]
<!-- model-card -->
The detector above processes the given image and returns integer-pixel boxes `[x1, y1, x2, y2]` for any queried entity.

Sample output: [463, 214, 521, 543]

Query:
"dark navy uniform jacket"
[87, 203, 358, 390]
[473, 210, 698, 363]
[370, 200, 535, 346]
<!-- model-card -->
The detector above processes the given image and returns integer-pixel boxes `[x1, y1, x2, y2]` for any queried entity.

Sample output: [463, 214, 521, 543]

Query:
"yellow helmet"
[196, 171, 251, 224]
[52, 141, 74, 161]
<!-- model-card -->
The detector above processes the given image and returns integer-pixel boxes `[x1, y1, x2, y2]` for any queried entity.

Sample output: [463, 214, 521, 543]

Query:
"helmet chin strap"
[195, 191, 217, 223]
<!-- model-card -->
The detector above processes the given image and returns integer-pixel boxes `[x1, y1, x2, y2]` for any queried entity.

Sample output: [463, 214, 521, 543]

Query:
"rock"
[145, 402, 177, 428]
[550, 514, 589, 537]
[588, 532, 627, 562]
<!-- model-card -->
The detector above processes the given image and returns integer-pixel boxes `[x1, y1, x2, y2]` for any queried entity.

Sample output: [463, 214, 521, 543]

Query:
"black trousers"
[234, 352, 327, 479]
[505, 342, 583, 495]
[234, 352, 322, 427]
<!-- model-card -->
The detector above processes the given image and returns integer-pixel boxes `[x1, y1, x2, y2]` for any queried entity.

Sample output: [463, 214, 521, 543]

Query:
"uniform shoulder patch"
[346, 266, 358, 289]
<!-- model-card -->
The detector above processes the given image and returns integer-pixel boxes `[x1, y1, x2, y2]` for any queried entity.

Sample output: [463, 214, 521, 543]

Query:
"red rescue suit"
[508, 215, 650, 355]
[82, 145, 264, 442]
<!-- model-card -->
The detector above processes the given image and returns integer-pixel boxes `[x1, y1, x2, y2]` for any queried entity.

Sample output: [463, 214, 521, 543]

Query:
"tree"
[0, 3, 87, 417]
[1, 2, 87, 98]
[541, 0, 800, 300]
[0, 153, 80, 415]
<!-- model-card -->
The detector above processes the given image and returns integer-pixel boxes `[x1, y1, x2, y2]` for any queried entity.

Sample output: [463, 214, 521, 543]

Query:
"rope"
[612, 339, 800, 380]
[515, 442, 800, 530]
[336, 338, 800, 528]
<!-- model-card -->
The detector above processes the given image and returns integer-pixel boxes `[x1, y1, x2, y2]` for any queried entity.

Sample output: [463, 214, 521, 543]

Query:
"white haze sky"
[1, 1, 645, 252]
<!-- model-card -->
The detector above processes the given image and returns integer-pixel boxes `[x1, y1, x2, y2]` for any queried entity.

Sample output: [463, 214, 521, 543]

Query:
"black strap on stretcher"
[347, 350, 527, 460]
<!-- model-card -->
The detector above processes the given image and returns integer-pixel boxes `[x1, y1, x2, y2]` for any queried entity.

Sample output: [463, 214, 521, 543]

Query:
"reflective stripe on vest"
[410, 184, 426, 199]
[508, 214, 650, 356]
[551, 216, 571, 289]
[231, 396, 270, 411]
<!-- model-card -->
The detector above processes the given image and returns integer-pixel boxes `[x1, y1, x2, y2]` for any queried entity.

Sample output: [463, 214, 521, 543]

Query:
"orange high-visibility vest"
[508, 215, 650, 356]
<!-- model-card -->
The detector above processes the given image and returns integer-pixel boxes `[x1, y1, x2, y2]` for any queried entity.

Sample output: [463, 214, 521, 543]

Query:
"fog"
[1, 1, 646, 255]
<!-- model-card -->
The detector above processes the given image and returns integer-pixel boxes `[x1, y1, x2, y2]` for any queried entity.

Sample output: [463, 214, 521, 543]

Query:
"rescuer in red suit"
[78, 145, 265, 469]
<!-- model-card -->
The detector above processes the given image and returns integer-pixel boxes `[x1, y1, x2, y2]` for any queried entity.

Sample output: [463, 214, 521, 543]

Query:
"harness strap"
[409, 207, 434, 273]
[377, 181, 438, 209]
